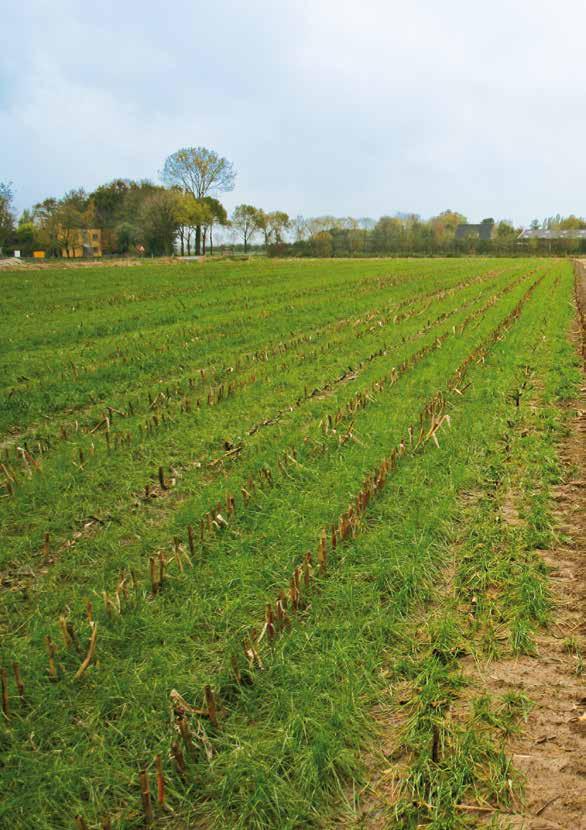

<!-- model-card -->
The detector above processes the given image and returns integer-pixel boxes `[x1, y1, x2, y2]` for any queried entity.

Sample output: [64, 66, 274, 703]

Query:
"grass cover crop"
[0, 257, 581, 828]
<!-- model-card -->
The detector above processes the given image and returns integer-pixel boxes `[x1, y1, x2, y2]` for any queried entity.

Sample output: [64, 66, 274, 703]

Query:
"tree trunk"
[202, 228, 207, 256]
[210, 225, 213, 256]
[195, 225, 201, 255]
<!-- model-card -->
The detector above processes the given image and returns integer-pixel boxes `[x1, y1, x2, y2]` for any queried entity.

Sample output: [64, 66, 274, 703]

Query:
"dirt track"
[473, 262, 586, 829]
[0, 257, 147, 271]
[0, 256, 203, 271]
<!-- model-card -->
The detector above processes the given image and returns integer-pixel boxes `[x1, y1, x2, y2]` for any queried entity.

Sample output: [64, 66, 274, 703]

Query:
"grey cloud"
[2, 0, 586, 223]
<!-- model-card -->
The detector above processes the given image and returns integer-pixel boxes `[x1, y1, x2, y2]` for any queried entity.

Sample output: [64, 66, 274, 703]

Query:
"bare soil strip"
[0, 256, 147, 270]
[475, 266, 585, 830]
[348, 266, 585, 829]
[470, 437, 585, 830]
[457, 267, 585, 829]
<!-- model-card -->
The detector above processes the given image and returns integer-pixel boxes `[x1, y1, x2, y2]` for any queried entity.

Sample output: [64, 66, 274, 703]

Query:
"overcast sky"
[2, 0, 585, 224]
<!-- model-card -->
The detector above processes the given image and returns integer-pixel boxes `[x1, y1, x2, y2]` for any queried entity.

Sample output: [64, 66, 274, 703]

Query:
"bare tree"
[292, 215, 308, 242]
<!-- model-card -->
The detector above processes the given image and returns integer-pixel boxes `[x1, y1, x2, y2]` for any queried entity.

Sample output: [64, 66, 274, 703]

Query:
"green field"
[0, 257, 581, 829]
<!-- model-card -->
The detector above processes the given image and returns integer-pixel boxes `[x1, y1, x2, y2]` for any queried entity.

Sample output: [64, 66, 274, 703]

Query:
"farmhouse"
[455, 220, 495, 241]
[58, 227, 103, 257]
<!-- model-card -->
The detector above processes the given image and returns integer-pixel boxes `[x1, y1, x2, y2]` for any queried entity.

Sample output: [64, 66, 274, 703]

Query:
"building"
[59, 227, 103, 257]
[517, 229, 586, 241]
[455, 220, 495, 241]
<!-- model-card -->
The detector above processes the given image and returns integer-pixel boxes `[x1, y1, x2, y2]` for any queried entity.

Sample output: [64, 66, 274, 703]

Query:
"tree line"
[2, 147, 586, 258]
[275, 213, 586, 257]
[0, 149, 233, 257]
[0, 146, 296, 258]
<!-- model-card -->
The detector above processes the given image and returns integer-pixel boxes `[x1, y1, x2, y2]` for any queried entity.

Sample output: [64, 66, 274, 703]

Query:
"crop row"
[0, 262, 514, 488]
[0, 262, 510, 443]
[0, 266, 535, 581]
[1, 268, 549, 828]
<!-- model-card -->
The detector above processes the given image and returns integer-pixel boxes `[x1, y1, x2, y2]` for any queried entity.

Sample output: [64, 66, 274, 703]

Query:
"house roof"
[455, 223, 494, 241]
[518, 229, 586, 240]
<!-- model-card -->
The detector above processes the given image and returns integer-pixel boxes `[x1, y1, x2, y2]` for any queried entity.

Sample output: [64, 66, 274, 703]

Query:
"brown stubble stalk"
[58, 615, 72, 648]
[432, 723, 441, 762]
[45, 635, 58, 680]
[187, 524, 195, 555]
[139, 766, 154, 824]
[204, 685, 219, 727]
[174, 538, 185, 573]
[171, 740, 187, 779]
[158, 466, 168, 491]
[149, 556, 159, 595]
[1, 667, 9, 718]
[317, 528, 327, 575]
[158, 551, 165, 589]
[231, 653, 242, 684]
[303, 552, 312, 588]
[12, 662, 24, 704]
[74, 621, 98, 680]
[155, 753, 165, 806]
[177, 715, 196, 756]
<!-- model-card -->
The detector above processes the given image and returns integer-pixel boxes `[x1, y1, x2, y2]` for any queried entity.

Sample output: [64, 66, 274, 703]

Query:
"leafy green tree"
[256, 210, 291, 248]
[558, 214, 586, 230]
[348, 227, 365, 254]
[495, 221, 517, 239]
[256, 210, 272, 248]
[102, 180, 164, 253]
[19, 208, 33, 225]
[312, 231, 333, 257]
[231, 204, 260, 252]
[161, 147, 236, 254]
[174, 191, 204, 256]
[0, 181, 16, 253]
[30, 192, 94, 257]
[54, 190, 95, 257]
[115, 221, 141, 255]
[429, 210, 467, 248]
[32, 198, 60, 256]
[91, 179, 132, 231]
[269, 211, 290, 244]
[119, 181, 161, 214]
[371, 216, 403, 252]
[201, 196, 228, 255]
[33, 198, 58, 224]
[138, 190, 181, 256]
[15, 211, 36, 256]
